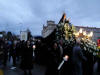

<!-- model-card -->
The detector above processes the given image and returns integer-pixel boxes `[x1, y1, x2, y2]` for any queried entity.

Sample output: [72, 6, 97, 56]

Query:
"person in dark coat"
[12, 43, 17, 66]
[20, 41, 33, 75]
[16, 40, 21, 61]
[60, 42, 73, 75]
[72, 39, 87, 75]
[45, 41, 61, 75]
[8, 41, 17, 66]
[35, 40, 42, 64]
[3, 40, 9, 66]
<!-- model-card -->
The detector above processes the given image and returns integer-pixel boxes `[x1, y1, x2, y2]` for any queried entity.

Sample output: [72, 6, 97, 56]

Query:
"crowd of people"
[0, 38, 34, 75]
[35, 38, 100, 75]
[0, 38, 100, 75]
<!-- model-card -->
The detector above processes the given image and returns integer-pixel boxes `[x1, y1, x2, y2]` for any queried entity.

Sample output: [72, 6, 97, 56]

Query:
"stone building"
[42, 20, 57, 38]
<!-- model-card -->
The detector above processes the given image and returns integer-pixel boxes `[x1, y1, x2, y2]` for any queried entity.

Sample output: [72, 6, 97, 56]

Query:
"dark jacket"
[72, 44, 86, 75]
[20, 45, 33, 70]
[45, 46, 60, 75]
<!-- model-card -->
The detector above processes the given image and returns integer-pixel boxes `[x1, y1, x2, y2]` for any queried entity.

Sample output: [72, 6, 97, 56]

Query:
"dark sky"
[0, 0, 100, 35]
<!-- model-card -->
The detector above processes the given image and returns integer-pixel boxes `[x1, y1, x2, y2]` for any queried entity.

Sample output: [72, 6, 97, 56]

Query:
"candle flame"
[79, 28, 83, 33]
[90, 31, 93, 37]
[33, 45, 36, 49]
[74, 32, 79, 37]
[88, 31, 93, 37]
[83, 31, 86, 36]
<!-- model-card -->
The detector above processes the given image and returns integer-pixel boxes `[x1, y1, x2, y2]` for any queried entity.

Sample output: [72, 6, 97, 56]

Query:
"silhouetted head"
[75, 38, 81, 46]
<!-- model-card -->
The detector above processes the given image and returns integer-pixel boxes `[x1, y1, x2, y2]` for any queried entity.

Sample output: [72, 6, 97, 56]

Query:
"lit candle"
[79, 28, 83, 33]
[90, 31, 93, 37]
[83, 31, 86, 36]
[58, 55, 69, 70]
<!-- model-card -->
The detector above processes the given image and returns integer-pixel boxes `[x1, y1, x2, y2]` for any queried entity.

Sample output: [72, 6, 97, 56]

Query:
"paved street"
[0, 59, 46, 75]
